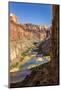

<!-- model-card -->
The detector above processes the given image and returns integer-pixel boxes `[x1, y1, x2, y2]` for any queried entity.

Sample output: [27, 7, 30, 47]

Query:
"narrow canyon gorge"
[10, 5, 59, 88]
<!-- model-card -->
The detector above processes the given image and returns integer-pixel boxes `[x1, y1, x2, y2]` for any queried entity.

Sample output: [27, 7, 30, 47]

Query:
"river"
[10, 54, 50, 83]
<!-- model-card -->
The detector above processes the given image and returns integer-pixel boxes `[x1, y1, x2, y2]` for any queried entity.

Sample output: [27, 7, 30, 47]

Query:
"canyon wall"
[10, 14, 51, 63]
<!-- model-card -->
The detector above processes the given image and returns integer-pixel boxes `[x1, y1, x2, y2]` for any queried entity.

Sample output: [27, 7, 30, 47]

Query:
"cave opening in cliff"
[9, 2, 59, 88]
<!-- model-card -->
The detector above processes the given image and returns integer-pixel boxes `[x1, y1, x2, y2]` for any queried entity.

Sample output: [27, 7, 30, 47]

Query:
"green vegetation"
[10, 62, 19, 70]
[21, 47, 33, 57]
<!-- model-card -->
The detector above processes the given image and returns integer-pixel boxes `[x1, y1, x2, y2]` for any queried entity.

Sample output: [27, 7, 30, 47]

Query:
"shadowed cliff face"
[10, 5, 59, 88]
[51, 5, 59, 64]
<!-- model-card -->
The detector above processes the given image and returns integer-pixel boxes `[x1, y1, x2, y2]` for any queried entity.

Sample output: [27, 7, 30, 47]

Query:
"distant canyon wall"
[10, 14, 51, 42]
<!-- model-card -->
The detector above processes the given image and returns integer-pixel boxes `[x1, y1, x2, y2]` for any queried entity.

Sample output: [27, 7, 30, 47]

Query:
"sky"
[9, 2, 52, 26]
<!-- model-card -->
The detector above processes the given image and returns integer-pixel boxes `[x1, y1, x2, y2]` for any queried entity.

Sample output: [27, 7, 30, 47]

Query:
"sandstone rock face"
[10, 13, 19, 23]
